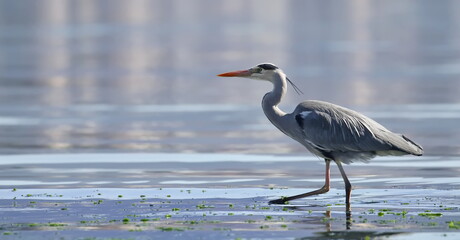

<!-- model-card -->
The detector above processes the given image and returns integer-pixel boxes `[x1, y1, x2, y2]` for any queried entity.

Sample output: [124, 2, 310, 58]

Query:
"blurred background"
[0, 0, 459, 155]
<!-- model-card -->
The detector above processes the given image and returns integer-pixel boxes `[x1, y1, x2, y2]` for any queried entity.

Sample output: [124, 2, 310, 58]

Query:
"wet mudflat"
[1, 1, 460, 239]
[0, 153, 459, 239]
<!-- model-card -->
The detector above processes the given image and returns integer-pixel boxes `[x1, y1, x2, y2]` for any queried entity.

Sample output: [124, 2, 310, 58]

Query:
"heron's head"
[217, 63, 303, 94]
[217, 63, 281, 82]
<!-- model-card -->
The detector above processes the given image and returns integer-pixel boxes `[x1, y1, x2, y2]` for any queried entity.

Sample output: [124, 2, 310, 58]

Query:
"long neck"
[262, 71, 288, 124]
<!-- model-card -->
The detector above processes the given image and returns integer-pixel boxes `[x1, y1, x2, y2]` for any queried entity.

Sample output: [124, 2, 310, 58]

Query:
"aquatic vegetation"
[448, 221, 460, 229]
[196, 204, 214, 209]
[378, 219, 397, 224]
[47, 223, 66, 227]
[418, 212, 443, 218]
[129, 228, 143, 232]
[156, 226, 185, 231]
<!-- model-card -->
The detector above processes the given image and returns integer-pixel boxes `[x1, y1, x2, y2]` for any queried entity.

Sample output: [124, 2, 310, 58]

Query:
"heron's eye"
[253, 67, 263, 74]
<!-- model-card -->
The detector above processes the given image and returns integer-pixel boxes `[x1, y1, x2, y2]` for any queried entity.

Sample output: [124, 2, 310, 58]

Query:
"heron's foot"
[268, 197, 289, 205]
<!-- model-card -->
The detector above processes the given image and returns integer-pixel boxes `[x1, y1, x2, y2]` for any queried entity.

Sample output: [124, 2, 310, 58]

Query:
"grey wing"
[295, 109, 390, 154]
[293, 100, 423, 163]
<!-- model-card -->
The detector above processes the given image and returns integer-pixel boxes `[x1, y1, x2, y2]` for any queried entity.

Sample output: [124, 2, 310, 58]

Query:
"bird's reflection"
[282, 206, 352, 230]
[324, 210, 332, 231]
[346, 210, 352, 230]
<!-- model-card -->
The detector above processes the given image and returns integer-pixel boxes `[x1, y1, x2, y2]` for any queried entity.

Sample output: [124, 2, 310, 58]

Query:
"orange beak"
[217, 69, 251, 77]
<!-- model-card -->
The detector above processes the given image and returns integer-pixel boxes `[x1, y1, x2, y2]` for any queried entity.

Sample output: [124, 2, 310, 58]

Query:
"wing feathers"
[294, 101, 423, 160]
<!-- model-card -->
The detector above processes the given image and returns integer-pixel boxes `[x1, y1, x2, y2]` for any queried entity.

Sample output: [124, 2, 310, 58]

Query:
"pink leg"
[269, 159, 331, 204]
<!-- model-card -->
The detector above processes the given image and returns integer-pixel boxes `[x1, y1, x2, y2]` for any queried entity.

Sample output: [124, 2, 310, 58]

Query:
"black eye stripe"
[257, 63, 278, 70]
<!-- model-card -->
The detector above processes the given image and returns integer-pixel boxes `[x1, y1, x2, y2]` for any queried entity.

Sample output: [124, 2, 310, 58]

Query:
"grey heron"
[218, 63, 423, 211]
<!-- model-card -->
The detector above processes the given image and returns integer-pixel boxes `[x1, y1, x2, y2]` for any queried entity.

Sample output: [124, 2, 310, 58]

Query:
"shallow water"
[1, 0, 460, 239]
[0, 153, 460, 189]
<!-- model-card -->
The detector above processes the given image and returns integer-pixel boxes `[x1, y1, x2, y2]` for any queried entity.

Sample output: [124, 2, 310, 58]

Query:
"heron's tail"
[376, 132, 423, 157]
[401, 135, 423, 156]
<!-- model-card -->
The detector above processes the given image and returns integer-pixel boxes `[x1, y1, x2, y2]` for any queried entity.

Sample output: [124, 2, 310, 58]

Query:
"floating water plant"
[418, 212, 442, 218]
[196, 204, 214, 209]
[156, 226, 184, 231]
[48, 223, 66, 227]
[448, 221, 460, 229]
